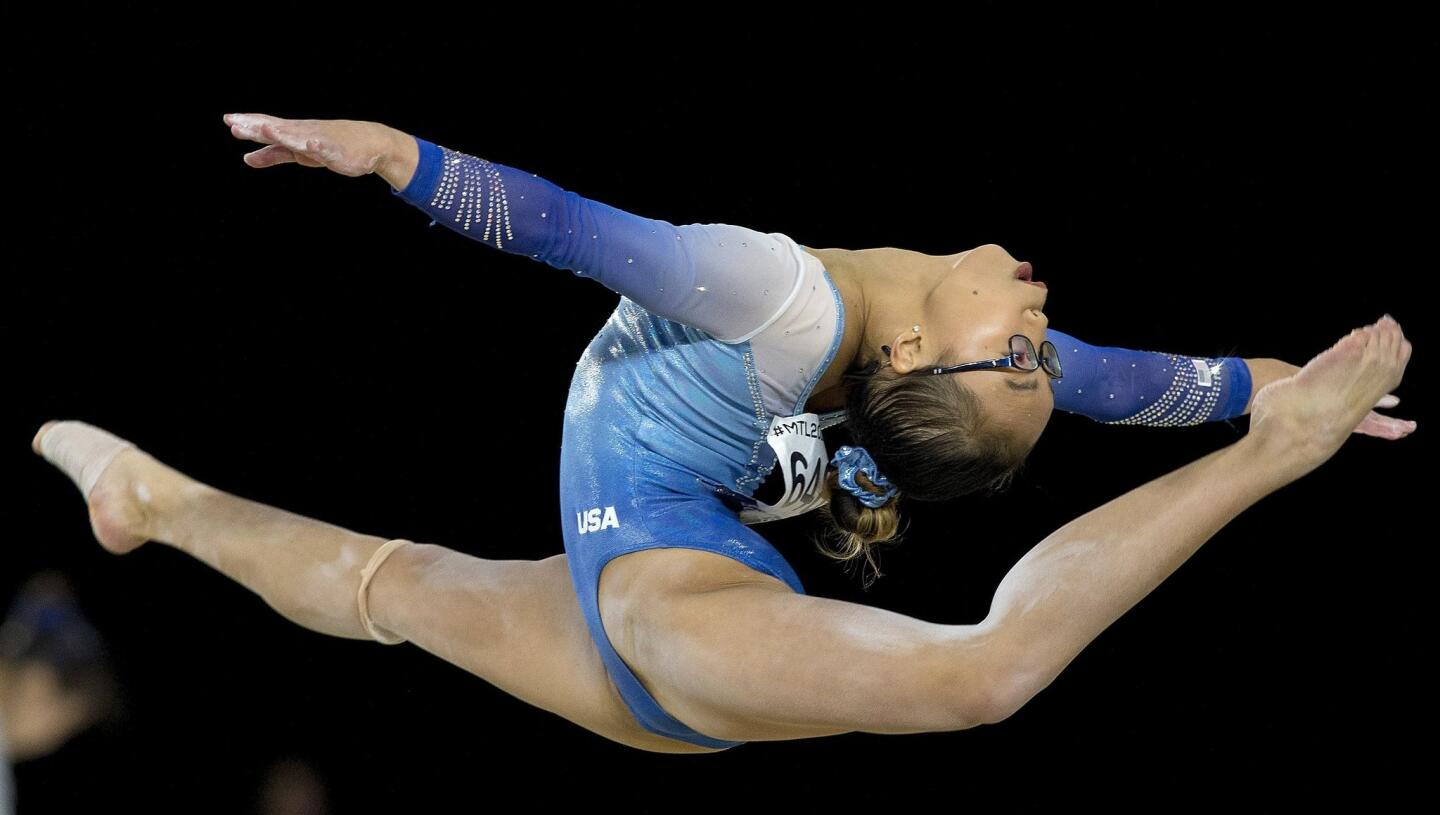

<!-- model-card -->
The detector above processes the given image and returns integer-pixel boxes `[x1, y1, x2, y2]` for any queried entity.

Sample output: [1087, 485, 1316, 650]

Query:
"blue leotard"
[388, 135, 1253, 749]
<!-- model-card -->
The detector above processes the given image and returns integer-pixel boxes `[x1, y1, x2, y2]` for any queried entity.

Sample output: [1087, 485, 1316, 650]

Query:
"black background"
[6, 11, 1433, 813]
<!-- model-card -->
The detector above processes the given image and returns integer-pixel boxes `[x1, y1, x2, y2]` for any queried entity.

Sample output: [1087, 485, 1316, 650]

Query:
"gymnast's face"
[887, 244, 1055, 447]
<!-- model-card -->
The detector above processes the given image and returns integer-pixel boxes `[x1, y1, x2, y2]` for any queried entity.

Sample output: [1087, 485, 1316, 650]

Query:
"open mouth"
[1015, 262, 1046, 288]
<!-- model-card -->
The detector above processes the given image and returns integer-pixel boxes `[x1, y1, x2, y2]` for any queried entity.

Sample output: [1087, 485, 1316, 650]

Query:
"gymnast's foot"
[31, 420, 200, 555]
[1248, 315, 1412, 476]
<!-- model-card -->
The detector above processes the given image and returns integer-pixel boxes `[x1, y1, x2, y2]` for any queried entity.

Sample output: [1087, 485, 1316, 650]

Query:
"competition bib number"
[738, 412, 829, 524]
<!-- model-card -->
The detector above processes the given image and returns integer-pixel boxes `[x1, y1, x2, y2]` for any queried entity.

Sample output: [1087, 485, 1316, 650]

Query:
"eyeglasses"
[846, 334, 1063, 380]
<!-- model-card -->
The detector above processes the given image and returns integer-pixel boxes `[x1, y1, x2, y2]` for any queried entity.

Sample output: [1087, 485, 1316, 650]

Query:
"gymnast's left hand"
[222, 112, 397, 178]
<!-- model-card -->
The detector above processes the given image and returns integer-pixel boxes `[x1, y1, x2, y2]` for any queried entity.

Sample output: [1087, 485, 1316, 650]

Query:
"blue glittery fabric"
[554, 299, 830, 749]
[389, 136, 813, 344]
[390, 136, 845, 748]
[1046, 328, 1252, 426]
[830, 445, 898, 507]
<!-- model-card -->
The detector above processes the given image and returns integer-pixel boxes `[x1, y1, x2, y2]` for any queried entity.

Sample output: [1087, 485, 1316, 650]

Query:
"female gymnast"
[32, 113, 1415, 754]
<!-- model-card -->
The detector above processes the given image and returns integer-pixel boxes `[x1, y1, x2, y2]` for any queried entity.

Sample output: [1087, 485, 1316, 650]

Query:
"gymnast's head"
[817, 243, 1054, 585]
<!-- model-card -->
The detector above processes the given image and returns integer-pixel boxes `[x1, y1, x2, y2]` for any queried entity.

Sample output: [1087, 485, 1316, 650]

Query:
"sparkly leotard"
[388, 135, 1253, 748]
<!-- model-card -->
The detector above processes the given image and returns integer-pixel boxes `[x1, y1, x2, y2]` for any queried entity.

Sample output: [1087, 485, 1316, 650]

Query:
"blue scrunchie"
[830, 444, 899, 509]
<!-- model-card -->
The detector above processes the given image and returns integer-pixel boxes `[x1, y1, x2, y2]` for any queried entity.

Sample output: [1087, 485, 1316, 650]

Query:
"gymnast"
[31, 113, 1415, 754]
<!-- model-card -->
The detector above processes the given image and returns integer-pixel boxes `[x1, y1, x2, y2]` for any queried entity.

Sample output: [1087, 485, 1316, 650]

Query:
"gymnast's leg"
[980, 316, 1413, 716]
[611, 318, 1410, 742]
[29, 421, 704, 753]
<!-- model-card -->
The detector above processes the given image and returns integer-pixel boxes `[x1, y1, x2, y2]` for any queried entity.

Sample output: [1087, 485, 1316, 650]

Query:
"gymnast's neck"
[798, 245, 964, 415]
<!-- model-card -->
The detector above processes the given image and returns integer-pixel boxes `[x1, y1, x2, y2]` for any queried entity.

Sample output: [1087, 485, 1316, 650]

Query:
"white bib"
[738, 412, 830, 525]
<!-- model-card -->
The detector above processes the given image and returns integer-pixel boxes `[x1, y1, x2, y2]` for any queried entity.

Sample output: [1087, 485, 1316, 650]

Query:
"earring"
[912, 325, 921, 333]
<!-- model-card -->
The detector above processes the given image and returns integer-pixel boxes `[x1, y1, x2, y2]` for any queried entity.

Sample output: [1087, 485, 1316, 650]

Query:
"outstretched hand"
[223, 113, 397, 178]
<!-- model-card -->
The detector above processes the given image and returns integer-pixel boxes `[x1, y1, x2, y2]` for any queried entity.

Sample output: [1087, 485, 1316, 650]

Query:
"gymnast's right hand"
[223, 113, 400, 178]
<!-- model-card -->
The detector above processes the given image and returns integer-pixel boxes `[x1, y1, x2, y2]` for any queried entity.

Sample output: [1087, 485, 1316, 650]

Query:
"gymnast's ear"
[886, 330, 928, 376]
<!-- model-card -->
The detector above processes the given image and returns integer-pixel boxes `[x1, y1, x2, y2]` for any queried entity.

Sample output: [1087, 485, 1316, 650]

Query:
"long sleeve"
[388, 135, 806, 344]
[1046, 328, 1253, 426]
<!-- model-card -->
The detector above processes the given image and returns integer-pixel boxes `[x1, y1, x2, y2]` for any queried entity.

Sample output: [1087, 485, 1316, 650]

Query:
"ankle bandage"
[358, 538, 412, 645]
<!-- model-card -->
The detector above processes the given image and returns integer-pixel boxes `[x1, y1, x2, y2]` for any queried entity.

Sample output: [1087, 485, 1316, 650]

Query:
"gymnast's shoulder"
[799, 244, 951, 279]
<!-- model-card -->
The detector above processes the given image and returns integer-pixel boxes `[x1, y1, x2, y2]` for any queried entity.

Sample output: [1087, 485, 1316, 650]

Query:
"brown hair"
[813, 350, 1035, 590]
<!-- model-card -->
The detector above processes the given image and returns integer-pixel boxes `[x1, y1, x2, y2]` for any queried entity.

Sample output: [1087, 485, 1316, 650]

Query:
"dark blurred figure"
[257, 755, 331, 815]
[0, 570, 126, 815]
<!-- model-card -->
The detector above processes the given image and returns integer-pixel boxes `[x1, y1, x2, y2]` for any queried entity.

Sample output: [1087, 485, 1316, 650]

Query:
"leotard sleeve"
[388, 135, 804, 344]
[1046, 328, 1253, 426]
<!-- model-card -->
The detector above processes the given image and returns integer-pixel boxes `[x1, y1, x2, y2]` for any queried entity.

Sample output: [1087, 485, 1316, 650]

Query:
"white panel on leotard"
[748, 235, 842, 419]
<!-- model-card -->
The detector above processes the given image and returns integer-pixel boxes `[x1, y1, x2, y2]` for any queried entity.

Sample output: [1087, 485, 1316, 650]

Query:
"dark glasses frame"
[844, 334, 1063, 380]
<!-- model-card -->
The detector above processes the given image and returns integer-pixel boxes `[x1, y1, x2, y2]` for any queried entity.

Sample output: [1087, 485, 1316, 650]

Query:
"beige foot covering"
[37, 420, 138, 500]
[358, 538, 412, 645]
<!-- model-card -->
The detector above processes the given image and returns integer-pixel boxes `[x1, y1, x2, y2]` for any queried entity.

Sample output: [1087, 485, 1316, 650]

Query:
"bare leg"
[27, 435, 399, 641]
[29, 424, 699, 751]
[543, 318, 1410, 743]
[981, 316, 1412, 716]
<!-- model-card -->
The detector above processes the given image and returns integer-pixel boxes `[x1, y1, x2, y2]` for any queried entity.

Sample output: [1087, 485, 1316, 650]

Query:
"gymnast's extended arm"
[369, 130, 1310, 434]
[1043, 327, 1258, 428]
[375, 130, 805, 345]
